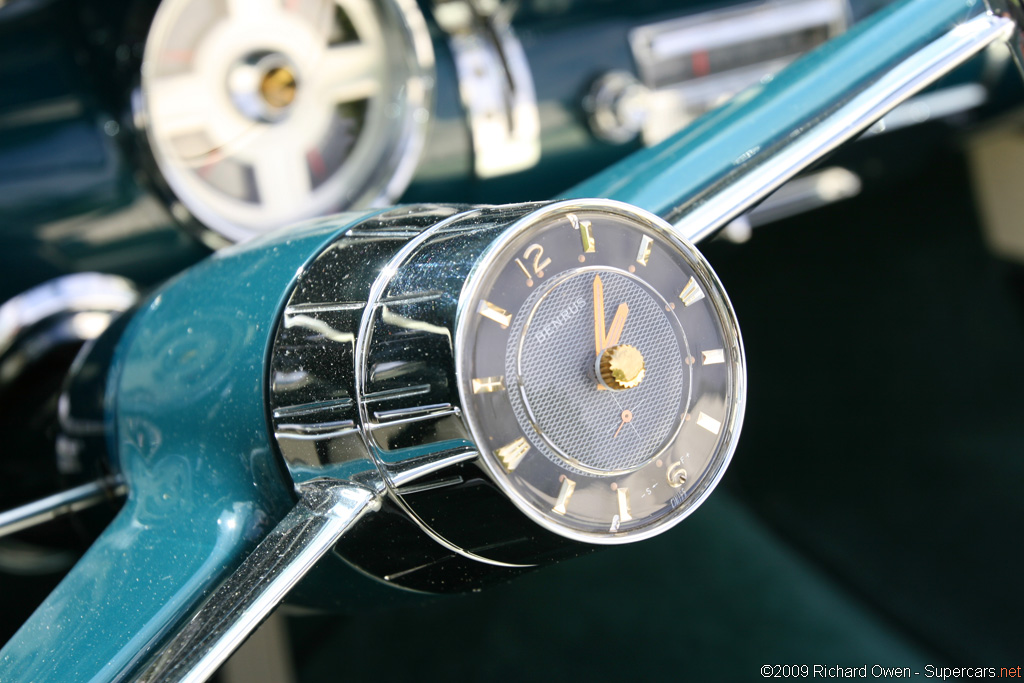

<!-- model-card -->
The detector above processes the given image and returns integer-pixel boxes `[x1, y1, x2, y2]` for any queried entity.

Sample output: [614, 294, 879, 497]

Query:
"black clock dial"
[457, 201, 745, 543]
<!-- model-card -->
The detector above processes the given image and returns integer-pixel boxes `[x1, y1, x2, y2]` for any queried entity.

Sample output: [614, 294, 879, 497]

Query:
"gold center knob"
[599, 344, 645, 390]
[260, 67, 298, 109]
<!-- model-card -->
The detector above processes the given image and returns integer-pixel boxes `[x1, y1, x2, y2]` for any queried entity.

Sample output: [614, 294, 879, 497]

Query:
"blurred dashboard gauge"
[138, 0, 434, 243]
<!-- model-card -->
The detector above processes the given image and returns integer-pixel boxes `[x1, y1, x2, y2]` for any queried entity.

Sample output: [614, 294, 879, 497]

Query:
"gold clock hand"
[593, 274, 629, 354]
[605, 303, 628, 348]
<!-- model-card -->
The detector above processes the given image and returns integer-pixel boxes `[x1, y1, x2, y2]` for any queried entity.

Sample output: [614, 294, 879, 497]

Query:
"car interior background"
[0, 0, 1021, 680]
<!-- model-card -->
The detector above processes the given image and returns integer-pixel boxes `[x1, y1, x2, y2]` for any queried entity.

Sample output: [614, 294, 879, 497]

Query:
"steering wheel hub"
[227, 51, 301, 123]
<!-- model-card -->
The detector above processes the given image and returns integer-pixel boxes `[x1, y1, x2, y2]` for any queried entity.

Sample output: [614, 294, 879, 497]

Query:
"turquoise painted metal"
[563, 0, 983, 220]
[0, 211, 376, 682]
[0, 0, 990, 679]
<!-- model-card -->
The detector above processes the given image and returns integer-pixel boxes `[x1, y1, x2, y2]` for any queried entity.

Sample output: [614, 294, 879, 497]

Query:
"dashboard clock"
[456, 201, 745, 543]
[137, 0, 433, 243]
[268, 199, 745, 586]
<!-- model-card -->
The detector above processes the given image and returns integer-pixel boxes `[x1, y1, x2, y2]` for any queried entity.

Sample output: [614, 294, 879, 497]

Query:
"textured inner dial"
[505, 269, 686, 473]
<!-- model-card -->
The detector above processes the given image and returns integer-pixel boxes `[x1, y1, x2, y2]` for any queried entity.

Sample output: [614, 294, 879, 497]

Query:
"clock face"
[456, 201, 745, 544]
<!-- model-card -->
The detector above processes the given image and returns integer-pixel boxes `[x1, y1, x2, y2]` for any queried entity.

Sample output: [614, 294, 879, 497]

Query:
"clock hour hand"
[606, 303, 628, 348]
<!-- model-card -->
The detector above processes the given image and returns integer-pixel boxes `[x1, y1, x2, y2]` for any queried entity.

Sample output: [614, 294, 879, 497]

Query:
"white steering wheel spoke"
[226, 0, 284, 23]
[253, 145, 314, 213]
[285, 0, 337, 42]
[146, 73, 213, 143]
[317, 42, 382, 104]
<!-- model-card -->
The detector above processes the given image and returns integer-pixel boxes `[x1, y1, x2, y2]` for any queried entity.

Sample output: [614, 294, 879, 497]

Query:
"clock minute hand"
[593, 274, 629, 354]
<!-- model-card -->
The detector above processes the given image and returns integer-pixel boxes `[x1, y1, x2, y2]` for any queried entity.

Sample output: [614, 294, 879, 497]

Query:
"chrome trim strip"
[133, 480, 380, 683]
[388, 448, 479, 489]
[271, 398, 355, 419]
[362, 384, 432, 403]
[283, 301, 366, 315]
[275, 425, 359, 441]
[394, 475, 465, 496]
[628, 0, 849, 145]
[372, 402, 455, 422]
[630, 0, 848, 84]
[0, 273, 137, 358]
[670, 12, 1015, 242]
[0, 475, 127, 539]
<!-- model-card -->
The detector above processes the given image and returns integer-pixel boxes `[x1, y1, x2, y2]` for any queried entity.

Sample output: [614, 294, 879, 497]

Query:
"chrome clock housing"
[268, 199, 745, 587]
[138, 0, 434, 244]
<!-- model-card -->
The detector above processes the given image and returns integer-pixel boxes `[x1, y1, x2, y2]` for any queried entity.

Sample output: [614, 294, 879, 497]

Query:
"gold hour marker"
[679, 277, 705, 307]
[569, 213, 596, 253]
[478, 300, 511, 328]
[472, 376, 506, 393]
[495, 437, 530, 471]
[701, 349, 725, 365]
[552, 477, 576, 515]
[616, 487, 633, 522]
[696, 411, 722, 435]
[636, 235, 653, 266]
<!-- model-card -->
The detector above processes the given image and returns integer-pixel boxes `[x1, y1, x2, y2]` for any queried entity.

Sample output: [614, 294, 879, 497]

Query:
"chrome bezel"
[137, 0, 435, 244]
[454, 199, 747, 545]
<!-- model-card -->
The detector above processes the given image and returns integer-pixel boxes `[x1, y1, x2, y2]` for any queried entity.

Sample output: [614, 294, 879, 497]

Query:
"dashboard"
[0, 0, 1008, 302]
